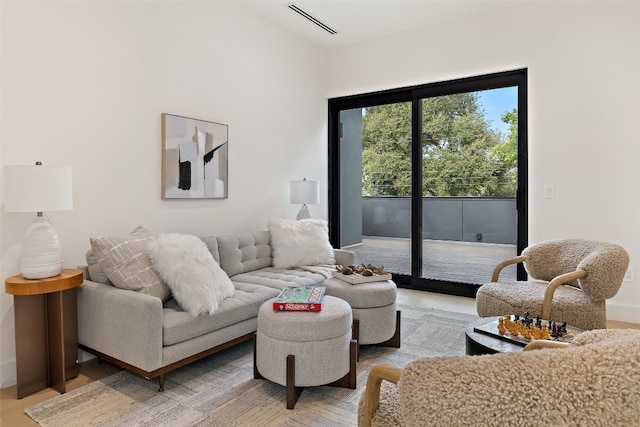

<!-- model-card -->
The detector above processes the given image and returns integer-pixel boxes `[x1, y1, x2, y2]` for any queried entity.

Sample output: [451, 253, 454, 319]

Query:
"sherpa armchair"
[358, 329, 640, 427]
[475, 239, 629, 330]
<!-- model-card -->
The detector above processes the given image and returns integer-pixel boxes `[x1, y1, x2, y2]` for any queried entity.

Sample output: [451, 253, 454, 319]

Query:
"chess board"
[473, 317, 582, 347]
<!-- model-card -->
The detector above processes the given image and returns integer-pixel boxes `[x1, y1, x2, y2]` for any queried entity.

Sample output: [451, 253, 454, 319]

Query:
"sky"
[477, 86, 518, 135]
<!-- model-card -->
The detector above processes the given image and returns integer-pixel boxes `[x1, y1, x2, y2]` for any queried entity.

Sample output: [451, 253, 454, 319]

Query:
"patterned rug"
[26, 305, 479, 427]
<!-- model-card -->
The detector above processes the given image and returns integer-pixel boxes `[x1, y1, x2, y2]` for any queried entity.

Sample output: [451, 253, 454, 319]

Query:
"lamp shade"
[290, 179, 320, 205]
[4, 165, 73, 212]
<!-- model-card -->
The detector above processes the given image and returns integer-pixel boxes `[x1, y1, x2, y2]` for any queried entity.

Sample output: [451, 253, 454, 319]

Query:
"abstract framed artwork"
[162, 113, 228, 199]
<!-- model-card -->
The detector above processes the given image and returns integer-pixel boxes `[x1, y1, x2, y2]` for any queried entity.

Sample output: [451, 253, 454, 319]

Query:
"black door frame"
[328, 69, 528, 297]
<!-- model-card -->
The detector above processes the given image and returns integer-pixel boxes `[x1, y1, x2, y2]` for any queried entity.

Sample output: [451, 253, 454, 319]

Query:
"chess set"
[332, 263, 392, 284]
[474, 313, 581, 347]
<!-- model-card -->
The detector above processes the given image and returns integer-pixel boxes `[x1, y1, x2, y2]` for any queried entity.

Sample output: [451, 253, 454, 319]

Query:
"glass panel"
[420, 88, 518, 283]
[339, 102, 412, 275]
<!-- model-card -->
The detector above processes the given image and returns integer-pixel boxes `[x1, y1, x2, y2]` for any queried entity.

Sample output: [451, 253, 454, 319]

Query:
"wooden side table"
[5, 268, 83, 399]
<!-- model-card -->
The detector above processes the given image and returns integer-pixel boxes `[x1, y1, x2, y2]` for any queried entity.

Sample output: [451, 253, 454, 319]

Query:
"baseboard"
[607, 303, 640, 324]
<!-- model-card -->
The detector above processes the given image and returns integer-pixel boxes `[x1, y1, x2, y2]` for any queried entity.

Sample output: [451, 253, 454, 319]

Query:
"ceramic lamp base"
[296, 204, 312, 220]
[20, 216, 63, 279]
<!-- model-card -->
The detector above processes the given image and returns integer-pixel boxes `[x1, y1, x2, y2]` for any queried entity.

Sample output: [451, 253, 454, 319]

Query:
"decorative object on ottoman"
[333, 263, 392, 284]
[476, 239, 629, 330]
[323, 277, 400, 353]
[254, 295, 357, 409]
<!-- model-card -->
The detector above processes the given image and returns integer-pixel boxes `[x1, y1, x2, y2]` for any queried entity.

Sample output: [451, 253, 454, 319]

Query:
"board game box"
[273, 286, 326, 312]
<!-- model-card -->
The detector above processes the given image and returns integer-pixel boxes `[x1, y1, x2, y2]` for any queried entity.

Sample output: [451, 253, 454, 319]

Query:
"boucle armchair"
[359, 329, 640, 427]
[476, 239, 629, 330]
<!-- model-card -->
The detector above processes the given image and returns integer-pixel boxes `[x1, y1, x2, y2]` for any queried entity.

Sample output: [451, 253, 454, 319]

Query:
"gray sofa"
[77, 231, 355, 390]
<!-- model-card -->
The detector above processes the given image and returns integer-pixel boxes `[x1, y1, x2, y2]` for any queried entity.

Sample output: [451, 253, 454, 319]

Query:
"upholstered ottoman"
[253, 295, 357, 409]
[323, 278, 400, 352]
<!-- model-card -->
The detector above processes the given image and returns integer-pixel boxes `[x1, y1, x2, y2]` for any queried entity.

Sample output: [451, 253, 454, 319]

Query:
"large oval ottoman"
[323, 278, 400, 351]
[253, 295, 357, 409]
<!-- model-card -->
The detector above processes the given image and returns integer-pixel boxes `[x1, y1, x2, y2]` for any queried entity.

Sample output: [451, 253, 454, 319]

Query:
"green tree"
[361, 93, 517, 197]
[362, 102, 412, 196]
[492, 108, 518, 169]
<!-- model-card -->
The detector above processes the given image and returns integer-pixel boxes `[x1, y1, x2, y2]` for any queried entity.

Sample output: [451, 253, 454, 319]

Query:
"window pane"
[420, 88, 518, 283]
[340, 102, 412, 275]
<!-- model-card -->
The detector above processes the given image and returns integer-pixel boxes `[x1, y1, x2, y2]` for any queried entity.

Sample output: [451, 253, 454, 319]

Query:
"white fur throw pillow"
[269, 218, 335, 269]
[147, 233, 235, 317]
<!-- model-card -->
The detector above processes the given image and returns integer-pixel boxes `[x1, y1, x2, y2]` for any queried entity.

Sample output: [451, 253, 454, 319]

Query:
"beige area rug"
[26, 305, 479, 427]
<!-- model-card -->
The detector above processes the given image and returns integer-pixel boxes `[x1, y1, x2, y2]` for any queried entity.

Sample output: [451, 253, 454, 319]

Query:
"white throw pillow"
[148, 233, 235, 317]
[269, 218, 335, 269]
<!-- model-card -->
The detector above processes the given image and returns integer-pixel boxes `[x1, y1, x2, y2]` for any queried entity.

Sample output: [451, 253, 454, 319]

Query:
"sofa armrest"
[77, 280, 164, 372]
[334, 249, 356, 267]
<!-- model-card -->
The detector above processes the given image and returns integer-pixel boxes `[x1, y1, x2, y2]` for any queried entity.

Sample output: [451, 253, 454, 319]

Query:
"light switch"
[544, 185, 555, 199]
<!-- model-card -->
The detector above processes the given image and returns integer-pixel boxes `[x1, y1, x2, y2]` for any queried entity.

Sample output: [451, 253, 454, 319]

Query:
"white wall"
[326, 1, 640, 323]
[0, 1, 326, 388]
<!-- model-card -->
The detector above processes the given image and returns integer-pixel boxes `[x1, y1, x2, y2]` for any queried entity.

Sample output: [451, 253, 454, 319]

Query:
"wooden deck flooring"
[347, 237, 517, 285]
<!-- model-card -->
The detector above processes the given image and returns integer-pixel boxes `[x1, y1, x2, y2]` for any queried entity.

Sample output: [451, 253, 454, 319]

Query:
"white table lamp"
[290, 178, 320, 220]
[4, 162, 73, 279]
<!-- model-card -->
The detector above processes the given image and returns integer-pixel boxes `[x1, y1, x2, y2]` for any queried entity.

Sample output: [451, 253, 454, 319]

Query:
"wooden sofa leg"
[158, 374, 165, 392]
[253, 333, 264, 379]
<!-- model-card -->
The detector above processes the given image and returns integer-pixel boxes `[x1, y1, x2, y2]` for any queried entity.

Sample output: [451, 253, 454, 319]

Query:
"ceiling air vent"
[287, 3, 337, 35]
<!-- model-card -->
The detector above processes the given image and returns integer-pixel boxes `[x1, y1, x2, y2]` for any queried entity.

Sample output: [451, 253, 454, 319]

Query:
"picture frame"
[162, 113, 228, 199]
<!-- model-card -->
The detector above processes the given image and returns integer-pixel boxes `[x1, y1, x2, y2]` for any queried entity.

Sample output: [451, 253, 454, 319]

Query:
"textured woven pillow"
[268, 218, 335, 269]
[147, 233, 235, 317]
[90, 226, 171, 302]
[85, 249, 113, 286]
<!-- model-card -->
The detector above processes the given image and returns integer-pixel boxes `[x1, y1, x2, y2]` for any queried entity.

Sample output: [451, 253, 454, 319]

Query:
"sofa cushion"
[268, 218, 335, 268]
[215, 231, 272, 276]
[230, 266, 332, 291]
[89, 225, 171, 302]
[148, 233, 235, 317]
[162, 282, 280, 346]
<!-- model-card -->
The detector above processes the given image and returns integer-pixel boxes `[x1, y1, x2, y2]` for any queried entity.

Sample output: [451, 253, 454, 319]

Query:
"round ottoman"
[254, 295, 357, 409]
[323, 278, 399, 347]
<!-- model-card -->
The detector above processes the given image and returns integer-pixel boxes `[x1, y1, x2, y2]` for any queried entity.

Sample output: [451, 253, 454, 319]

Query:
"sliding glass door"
[328, 70, 528, 297]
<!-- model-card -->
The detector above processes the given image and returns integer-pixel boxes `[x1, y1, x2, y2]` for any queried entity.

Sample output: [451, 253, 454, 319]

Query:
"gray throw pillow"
[90, 225, 171, 302]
